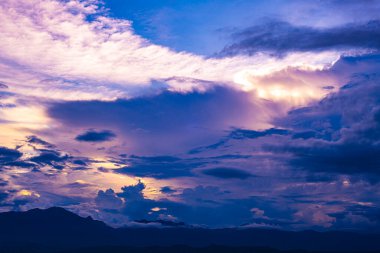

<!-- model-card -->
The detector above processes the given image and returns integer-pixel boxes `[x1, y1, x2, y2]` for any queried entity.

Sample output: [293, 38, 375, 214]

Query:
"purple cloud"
[75, 130, 116, 142]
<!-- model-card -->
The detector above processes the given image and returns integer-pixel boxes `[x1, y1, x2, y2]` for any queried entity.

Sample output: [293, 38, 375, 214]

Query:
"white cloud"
[0, 0, 346, 103]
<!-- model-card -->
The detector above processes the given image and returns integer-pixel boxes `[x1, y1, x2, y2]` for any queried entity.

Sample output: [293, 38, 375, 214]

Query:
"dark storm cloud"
[284, 142, 380, 176]
[72, 159, 88, 166]
[0, 146, 38, 169]
[4, 161, 36, 168]
[29, 149, 69, 167]
[0, 137, 70, 169]
[116, 155, 206, 179]
[265, 55, 380, 176]
[75, 130, 116, 142]
[117, 180, 146, 201]
[180, 54, 380, 185]
[0, 136, 94, 173]
[228, 128, 290, 140]
[116, 180, 159, 220]
[201, 167, 253, 179]
[26, 135, 55, 148]
[113, 153, 255, 179]
[221, 20, 380, 56]
[160, 186, 176, 194]
[0, 147, 22, 163]
[189, 128, 289, 154]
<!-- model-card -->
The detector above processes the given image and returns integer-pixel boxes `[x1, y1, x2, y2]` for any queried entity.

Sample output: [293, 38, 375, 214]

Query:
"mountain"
[0, 207, 115, 250]
[0, 207, 379, 253]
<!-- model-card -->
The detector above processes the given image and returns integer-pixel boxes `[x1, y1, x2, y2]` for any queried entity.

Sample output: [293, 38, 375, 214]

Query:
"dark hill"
[0, 207, 114, 249]
[0, 207, 379, 252]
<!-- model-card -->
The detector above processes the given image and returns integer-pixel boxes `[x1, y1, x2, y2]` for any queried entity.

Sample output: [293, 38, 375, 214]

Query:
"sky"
[0, 0, 380, 231]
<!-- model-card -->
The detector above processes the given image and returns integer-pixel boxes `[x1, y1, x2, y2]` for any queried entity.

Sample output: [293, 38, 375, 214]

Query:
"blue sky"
[104, 0, 380, 54]
[103, 0, 248, 54]
[0, 0, 380, 231]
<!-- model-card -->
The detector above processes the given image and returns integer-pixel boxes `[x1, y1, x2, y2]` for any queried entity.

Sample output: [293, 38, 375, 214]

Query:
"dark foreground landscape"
[0, 207, 379, 253]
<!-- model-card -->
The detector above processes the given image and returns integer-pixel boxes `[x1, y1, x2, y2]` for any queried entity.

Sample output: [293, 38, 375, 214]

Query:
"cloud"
[265, 56, 380, 176]
[190, 127, 290, 154]
[0, 146, 22, 163]
[1, 135, 375, 229]
[91, 181, 278, 228]
[97, 183, 262, 227]
[179, 185, 229, 205]
[293, 205, 336, 228]
[251, 207, 268, 219]
[26, 135, 55, 148]
[201, 167, 253, 179]
[117, 180, 146, 202]
[286, 142, 380, 176]
[115, 180, 162, 220]
[0, 0, 345, 103]
[0, 82, 8, 89]
[116, 155, 205, 179]
[75, 129, 116, 142]
[160, 186, 176, 194]
[279, 1, 380, 28]
[113, 152, 261, 179]
[29, 149, 69, 168]
[0, 0, 354, 162]
[95, 188, 123, 210]
[227, 128, 290, 140]
[49, 86, 275, 154]
[63, 180, 94, 189]
[221, 20, 380, 56]
[1, 0, 380, 232]
[178, 55, 380, 181]
[0, 179, 7, 187]
[0, 192, 8, 203]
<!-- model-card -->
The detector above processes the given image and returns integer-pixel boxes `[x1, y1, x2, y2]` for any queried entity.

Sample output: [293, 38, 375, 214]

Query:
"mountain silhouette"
[0, 207, 115, 250]
[0, 207, 379, 253]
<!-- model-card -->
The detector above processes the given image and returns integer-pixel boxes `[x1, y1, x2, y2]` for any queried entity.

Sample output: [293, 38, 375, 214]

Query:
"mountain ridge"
[0, 207, 379, 252]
